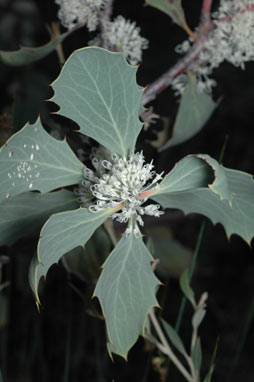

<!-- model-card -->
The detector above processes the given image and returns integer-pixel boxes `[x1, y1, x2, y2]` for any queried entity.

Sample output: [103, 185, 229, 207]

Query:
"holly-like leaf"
[0, 25, 80, 67]
[0, 190, 78, 246]
[151, 155, 214, 194]
[0, 118, 84, 204]
[94, 232, 160, 358]
[152, 166, 254, 244]
[52, 47, 143, 156]
[145, 0, 187, 29]
[195, 154, 232, 202]
[160, 76, 216, 151]
[29, 206, 120, 303]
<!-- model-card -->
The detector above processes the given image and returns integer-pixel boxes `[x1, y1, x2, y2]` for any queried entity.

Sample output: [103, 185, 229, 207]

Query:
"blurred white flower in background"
[172, 0, 254, 95]
[55, 0, 107, 31]
[103, 15, 149, 65]
[89, 15, 149, 65]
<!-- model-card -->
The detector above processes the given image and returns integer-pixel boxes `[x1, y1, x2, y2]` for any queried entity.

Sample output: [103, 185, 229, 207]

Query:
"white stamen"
[76, 151, 164, 235]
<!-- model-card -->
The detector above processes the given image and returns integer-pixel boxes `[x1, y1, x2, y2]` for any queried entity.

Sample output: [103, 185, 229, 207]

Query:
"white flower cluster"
[55, 0, 107, 31]
[100, 15, 149, 65]
[76, 149, 164, 236]
[172, 0, 254, 95]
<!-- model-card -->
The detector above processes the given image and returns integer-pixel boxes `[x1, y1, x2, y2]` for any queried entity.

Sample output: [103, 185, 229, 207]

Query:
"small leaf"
[29, 206, 118, 302]
[145, 0, 187, 29]
[160, 318, 188, 357]
[160, 75, 216, 151]
[0, 190, 78, 246]
[0, 118, 84, 203]
[192, 338, 202, 374]
[94, 233, 160, 358]
[192, 308, 206, 330]
[0, 26, 79, 66]
[179, 270, 195, 307]
[152, 166, 254, 244]
[52, 47, 143, 156]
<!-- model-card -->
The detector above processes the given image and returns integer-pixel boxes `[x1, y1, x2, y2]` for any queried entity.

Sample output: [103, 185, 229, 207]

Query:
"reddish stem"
[202, 0, 213, 15]
[142, 0, 214, 106]
[218, 4, 254, 22]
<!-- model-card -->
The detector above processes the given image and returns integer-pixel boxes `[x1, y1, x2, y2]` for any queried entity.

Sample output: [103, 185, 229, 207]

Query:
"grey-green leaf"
[0, 26, 80, 67]
[192, 338, 202, 374]
[192, 308, 206, 330]
[29, 206, 117, 302]
[0, 190, 78, 246]
[151, 154, 231, 203]
[52, 47, 143, 156]
[179, 270, 196, 307]
[0, 118, 84, 203]
[63, 226, 111, 283]
[197, 155, 232, 201]
[94, 233, 160, 358]
[152, 167, 254, 244]
[160, 318, 188, 357]
[159, 76, 216, 151]
[145, 0, 186, 28]
[152, 155, 214, 194]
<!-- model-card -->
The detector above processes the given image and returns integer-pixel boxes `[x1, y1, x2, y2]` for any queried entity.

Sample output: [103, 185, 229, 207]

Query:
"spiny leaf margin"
[51, 47, 144, 156]
[94, 232, 160, 358]
[29, 205, 121, 303]
[0, 118, 84, 204]
[151, 165, 254, 244]
[0, 189, 78, 246]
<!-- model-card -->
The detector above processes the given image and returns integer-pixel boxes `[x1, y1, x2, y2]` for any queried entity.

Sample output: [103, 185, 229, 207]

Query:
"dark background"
[0, 0, 253, 381]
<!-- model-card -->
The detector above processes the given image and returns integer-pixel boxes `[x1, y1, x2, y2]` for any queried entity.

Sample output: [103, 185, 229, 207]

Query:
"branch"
[148, 309, 193, 382]
[202, 0, 213, 15]
[142, 0, 214, 106]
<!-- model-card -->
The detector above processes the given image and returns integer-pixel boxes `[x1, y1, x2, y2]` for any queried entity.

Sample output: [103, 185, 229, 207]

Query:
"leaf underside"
[94, 233, 160, 358]
[29, 207, 116, 302]
[160, 76, 216, 151]
[52, 47, 143, 156]
[0, 190, 78, 246]
[0, 118, 84, 204]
